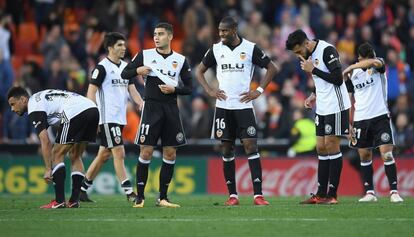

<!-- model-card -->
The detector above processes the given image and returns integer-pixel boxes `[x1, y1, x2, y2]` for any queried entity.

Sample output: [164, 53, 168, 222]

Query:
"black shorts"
[98, 123, 124, 148]
[211, 107, 257, 141]
[55, 107, 99, 144]
[315, 109, 349, 137]
[135, 100, 186, 147]
[350, 114, 394, 149]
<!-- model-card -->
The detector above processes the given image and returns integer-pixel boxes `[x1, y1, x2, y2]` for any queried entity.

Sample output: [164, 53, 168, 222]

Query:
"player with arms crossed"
[343, 42, 403, 202]
[122, 23, 192, 208]
[7, 87, 99, 208]
[286, 29, 351, 204]
[79, 32, 143, 202]
[196, 16, 278, 206]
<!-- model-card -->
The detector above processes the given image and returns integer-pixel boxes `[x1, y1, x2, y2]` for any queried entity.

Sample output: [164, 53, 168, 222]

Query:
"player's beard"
[304, 49, 311, 59]
[223, 34, 236, 46]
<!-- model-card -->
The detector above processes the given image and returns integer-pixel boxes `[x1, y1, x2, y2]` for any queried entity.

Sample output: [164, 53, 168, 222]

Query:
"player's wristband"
[256, 86, 264, 94]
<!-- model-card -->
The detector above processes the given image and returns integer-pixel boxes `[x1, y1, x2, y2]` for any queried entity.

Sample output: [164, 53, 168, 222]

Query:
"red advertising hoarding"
[207, 158, 414, 196]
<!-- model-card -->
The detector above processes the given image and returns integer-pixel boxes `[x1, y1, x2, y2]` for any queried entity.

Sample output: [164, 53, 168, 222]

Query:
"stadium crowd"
[0, 0, 413, 155]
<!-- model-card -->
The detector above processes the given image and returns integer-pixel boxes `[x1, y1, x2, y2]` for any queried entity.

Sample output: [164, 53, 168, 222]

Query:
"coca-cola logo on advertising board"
[207, 158, 414, 196]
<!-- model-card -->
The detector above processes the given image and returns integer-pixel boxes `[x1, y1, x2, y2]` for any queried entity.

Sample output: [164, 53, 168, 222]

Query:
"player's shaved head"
[220, 16, 238, 29]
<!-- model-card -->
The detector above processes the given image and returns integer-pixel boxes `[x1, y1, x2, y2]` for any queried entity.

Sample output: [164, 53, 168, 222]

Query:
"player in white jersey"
[79, 32, 144, 202]
[122, 23, 192, 208]
[286, 29, 351, 204]
[196, 16, 278, 206]
[7, 87, 99, 208]
[343, 43, 403, 203]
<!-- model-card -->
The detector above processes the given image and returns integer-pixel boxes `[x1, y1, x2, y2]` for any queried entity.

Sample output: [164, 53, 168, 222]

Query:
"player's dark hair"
[103, 32, 126, 51]
[7, 86, 29, 100]
[220, 16, 238, 28]
[155, 22, 173, 35]
[358, 42, 376, 58]
[285, 29, 309, 50]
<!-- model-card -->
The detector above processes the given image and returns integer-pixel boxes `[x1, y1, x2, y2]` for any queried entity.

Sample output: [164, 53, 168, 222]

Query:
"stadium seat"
[18, 22, 38, 43]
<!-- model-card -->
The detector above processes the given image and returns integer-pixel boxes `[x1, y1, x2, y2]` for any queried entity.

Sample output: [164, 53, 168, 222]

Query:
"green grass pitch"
[1, 195, 413, 237]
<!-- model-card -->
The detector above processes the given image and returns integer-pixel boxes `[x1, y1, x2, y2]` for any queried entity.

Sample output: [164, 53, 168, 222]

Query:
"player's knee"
[111, 147, 125, 160]
[221, 144, 234, 157]
[163, 150, 176, 161]
[316, 144, 327, 154]
[359, 152, 372, 162]
[140, 149, 153, 160]
[381, 151, 395, 164]
[243, 143, 257, 155]
[324, 140, 340, 153]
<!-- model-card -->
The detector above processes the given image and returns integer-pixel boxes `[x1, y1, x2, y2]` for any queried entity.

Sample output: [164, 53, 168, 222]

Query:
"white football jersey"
[349, 65, 389, 121]
[143, 48, 186, 87]
[28, 89, 96, 126]
[92, 58, 129, 125]
[311, 40, 351, 115]
[212, 39, 256, 109]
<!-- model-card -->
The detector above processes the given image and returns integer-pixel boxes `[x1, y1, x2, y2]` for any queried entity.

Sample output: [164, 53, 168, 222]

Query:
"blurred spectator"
[40, 24, 67, 70]
[45, 58, 68, 90]
[385, 49, 401, 107]
[122, 101, 140, 144]
[65, 23, 88, 69]
[0, 13, 12, 62]
[391, 94, 414, 124]
[308, 0, 325, 31]
[406, 26, 414, 73]
[2, 108, 37, 144]
[18, 60, 46, 94]
[0, 48, 14, 111]
[337, 27, 356, 63]
[314, 11, 334, 40]
[183, 0, 214, 38]
[286, 109, 316, 157]
[109, 0, 135, 37]
[182, 25, 211, 68]
[395, 113, 414, 154]
[240, 10, 271, 48]
[136, 0, 160, 48]
[34, 0, 55, 29]
[5, 0, 24, 28]
[189, 96, 211, 138]
[274, 0, 298, 26]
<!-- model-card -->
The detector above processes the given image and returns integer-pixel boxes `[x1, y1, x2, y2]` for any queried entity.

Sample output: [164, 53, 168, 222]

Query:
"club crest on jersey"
[240, 52, 246, 60]
[381, 132, 390, 142]
[176, 132, 184, 142]
[367, 69, 373, 75]
[172, 61, 178, 69]
[216, 129, 223, 138]
[140, 135, 145, 143]
[325, 124, 332, 134]
[114, 136, 121, 144]
[247, 126, 256, 136]
[314, 59, 319, 66]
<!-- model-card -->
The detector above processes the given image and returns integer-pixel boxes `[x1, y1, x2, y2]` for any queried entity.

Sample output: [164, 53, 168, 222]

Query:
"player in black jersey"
[122, 22, 192, 208]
